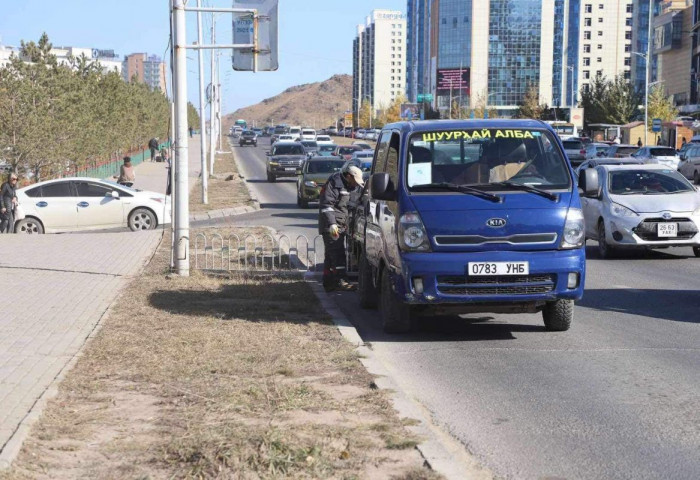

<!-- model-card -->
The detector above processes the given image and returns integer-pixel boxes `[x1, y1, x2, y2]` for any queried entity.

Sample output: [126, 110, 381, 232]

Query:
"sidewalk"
[0, 233, 162, 468]
[129, 134, 203, 195]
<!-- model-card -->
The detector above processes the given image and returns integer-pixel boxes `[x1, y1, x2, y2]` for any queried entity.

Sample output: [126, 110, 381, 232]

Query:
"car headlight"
[269, 161, 279, 166]
[398, 212, 431, 252]
[560, 208, 585, 249]
[304, 180, 317, 188]
[611, 203, 638, 218]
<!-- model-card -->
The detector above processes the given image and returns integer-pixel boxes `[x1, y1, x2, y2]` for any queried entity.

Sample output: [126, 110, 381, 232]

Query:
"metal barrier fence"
[194, 233, 360, 274]
[63, 141, 171, 180]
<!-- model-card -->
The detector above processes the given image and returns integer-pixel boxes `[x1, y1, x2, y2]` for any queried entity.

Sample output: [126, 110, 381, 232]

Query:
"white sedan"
[580, 165, 700, 258]
[14, 177, 171, 234]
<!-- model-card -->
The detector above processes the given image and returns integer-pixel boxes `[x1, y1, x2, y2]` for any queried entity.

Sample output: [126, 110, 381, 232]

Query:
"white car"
[288, 126, 302, 141]
[678, 143, 700, 184]
[277, 134, 295, 142]
[300, 128, 317, 141]
[15, 178, 171, 234]
[315, 135, 333, 145]
[632, 146, 681, 170]
[364, 129, 380, 141]
[579, 165, 700, 258]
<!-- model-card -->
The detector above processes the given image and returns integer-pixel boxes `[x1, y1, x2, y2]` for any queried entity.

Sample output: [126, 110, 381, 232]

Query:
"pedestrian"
[637, 137, 643, 148]
[318, 165, 364, 292]
[148, 137, 159, 162]
[0, 173, 18, 233]
[116, 156, 136, 187]
[189, 126, 194, 138]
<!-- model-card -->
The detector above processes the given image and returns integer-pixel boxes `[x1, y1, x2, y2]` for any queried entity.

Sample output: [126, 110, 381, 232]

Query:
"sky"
[0, 0, 405, 115]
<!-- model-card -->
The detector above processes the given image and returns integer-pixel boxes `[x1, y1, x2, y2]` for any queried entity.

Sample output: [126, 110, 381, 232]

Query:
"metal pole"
[197, 0, 208, 204]
[217, 53, 223, 151]
[645, 0, 652, 146]
[209, 19, 216, 175]
[173, 0, 190, 276]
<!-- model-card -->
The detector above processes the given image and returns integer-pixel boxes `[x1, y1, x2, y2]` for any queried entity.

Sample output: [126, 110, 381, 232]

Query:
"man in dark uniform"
[148, 137, 159, 162]
[318, 165, 364, 292]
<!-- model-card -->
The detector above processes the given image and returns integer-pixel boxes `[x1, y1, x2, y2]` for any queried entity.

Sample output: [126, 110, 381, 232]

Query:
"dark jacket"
[148, 138, 159, 150]
[319, 172, 356, 234]
[1, 181, 16, 211]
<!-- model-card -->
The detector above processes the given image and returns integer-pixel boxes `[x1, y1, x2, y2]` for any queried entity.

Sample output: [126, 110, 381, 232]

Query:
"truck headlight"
[560, 208, 585, 249]
[399, 212, 431, 252]
[304, 180, 317, 188]
[611, 203, 638, 218]
[269, 161, 279, 166]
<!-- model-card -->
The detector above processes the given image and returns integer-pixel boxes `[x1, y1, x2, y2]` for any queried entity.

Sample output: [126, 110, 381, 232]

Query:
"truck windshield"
[407, 128, 571, 190]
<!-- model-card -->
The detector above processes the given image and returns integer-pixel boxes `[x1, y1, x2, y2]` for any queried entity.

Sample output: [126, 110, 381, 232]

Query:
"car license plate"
[285, 167, 296, 171]
[657, 223, 677, 237]
[468, 262, 529, 276]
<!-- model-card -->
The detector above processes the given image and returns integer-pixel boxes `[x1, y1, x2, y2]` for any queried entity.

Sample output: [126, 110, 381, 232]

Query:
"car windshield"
[563, 141, 583, 150]
[338, 147, 359, 154]
[307, 161, 344, 173]
[243, 131, 255, 136]
[614, 147, 638, 156]
[608, 169, 693, 195]
[407, 128, 571, 190]
[595, 145, 609, 152]
[301, 141, 318, 148]
[273, 145, 304, 155]
[649, 148, 676, 157]
[319, 145, 336, 152]
[354, 152, 373, 159]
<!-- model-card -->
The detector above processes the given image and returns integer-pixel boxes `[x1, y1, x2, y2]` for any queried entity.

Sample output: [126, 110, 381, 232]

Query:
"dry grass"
[189, 149, 255, 213]
[1, 227, 439, 480]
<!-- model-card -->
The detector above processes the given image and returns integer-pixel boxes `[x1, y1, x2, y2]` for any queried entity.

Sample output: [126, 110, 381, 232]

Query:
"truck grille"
[436, 274, 556, 296]
[633, 217, 698, 241]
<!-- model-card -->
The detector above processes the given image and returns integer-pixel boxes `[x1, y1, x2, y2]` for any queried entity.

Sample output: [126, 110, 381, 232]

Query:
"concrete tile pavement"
[0, 230, 162, 468]
[129, 135, 203, 195]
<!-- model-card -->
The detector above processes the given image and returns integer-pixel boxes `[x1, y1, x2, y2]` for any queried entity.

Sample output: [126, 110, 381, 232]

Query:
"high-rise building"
[406, 0, 437, 103]
[630, 0, 663, 96]
[122, 53, 167, 92]
[352, 10, 407, 122]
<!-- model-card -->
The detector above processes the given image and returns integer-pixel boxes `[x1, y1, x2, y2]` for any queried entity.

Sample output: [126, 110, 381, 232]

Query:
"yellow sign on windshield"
[421, 129, 535, 142]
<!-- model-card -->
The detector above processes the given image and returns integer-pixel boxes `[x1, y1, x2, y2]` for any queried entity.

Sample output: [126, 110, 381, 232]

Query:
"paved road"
[217, 138, 700, 479]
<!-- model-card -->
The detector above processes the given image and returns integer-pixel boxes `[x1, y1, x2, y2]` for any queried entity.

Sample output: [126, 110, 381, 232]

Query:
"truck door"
[366, 132, 390, 266]
[380, 131, 402, 270]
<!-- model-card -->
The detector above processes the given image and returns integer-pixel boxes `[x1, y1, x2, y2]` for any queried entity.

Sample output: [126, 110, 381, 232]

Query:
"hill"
[224, 74, 351, 129]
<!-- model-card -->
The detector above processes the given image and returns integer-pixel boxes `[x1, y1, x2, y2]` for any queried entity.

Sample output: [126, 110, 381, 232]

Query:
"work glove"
[329, 224, 340, 239]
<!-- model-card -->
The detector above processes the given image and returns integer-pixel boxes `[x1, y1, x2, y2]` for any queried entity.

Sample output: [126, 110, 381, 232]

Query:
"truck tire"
[542, 299, 573, 331]
[267, 171, 276, 182]
[380, 269, 413, 333]
[358, 253, 378, 309]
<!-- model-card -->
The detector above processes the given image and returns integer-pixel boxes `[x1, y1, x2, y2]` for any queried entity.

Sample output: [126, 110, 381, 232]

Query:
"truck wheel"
[267, 172, 276, 182]
[380, 269, 413, 333]
[542, 299, 573, 331]
[358, 253, 379, 309]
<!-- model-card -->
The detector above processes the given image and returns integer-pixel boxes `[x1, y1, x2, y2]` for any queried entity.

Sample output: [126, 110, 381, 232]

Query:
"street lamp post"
[566, 65, 575, 109]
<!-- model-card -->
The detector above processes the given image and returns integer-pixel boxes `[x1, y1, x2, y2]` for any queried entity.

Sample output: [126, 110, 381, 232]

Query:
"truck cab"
[350, 120, 588, 333]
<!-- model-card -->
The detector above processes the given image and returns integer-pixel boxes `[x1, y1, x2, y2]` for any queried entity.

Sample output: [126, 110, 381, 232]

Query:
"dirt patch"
[1, 227, 439, 479]
[189, 149, 255, 213]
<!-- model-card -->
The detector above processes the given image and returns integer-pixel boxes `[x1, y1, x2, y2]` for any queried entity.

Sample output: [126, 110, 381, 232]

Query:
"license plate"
[657, 223, 677, 237]
[468, 262, 529, 276]
[285, 167, 296, 171]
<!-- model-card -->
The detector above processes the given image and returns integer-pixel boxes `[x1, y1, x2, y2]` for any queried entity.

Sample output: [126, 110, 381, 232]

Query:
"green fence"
[72, 141, 171, 179]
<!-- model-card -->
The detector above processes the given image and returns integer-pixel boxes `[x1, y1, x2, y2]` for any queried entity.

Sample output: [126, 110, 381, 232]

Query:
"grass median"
[189, 146, 255, 213]
[1, 226, 440, 480]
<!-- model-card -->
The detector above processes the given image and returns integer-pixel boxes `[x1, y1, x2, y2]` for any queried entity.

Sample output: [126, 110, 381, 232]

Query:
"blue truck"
[349, 119, 591, 333]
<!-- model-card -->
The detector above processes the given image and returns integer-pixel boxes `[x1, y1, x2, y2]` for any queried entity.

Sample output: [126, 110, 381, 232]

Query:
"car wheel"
[380, 268, 413, 333]
[597, 220, 615, 259]
[542, 299, 573, 331]
[129, 208, 156, 231]
[15, 217, 44, 234]
[299, 197, 309, 209]
[267, 172, 276, 182]
[694, 171, 700, 185]
[693, 246, 700, 257]
[358, 253, 379, 309]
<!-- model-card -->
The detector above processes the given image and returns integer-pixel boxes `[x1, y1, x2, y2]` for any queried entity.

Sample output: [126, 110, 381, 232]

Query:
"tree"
[385, 95, 407, 124]
[515, 84, 546, 119]
[579, 74, 640, 129]
[450, 100, 462, 120]
[647, 84, 678, 128]
[358, 99, 372, 128]
[471, 90, 498, 119]
[187, 102, 201, 130]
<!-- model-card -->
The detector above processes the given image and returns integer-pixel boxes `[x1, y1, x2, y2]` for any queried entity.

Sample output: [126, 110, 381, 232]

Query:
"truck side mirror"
[370, 172, 396, 201]
[579, 169, 600, 197]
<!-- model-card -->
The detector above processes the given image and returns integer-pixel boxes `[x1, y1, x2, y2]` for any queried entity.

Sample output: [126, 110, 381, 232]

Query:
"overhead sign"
[652, 118, 663, 132]
[436, 68, 470, 95]
[232, 0, 279, 71]
[344, 112, 353, 126]
[417, 93, 433, 103]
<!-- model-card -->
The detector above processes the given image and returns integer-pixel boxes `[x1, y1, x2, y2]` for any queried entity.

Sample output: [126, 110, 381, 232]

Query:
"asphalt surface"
[217, 137, 700, 480]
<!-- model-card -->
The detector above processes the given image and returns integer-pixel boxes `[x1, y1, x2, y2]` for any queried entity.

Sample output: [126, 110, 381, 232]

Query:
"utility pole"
[196, 0, 208, 204]
[645, 0, 652, 146]
[217, 52, 223, 152]
[209, 20, 216, 175]
[173, 0, 190, 276]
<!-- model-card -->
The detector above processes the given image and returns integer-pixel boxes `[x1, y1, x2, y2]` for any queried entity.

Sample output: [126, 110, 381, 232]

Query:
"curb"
[228, 140, 262, 210]
[189, 204, 258, 222]
[304, 273, 494, 480]
[0, 231, 164, 470]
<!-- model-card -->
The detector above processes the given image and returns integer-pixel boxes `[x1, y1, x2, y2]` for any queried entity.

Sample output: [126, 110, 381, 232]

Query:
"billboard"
[232, 0, 279, 71]
[400, 103, 420, 119]
[436, 68, 470, 95]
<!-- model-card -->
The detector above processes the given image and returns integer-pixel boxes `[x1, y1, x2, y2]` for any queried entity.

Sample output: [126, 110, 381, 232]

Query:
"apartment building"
[122, 53, 167, 92]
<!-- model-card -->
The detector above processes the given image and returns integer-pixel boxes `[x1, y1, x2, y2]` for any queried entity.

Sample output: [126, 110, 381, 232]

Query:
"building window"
[597, 70, 603, 77]
[464, 16, 469, 23]
[598, 31, 603, 36]
[598, 17, 603, 23]
[584, 44, 591, 53]
[597, 57, 602, 62]
[583, 84, 590, 92]
[627, 4, 633, 13]
[624, 58, 631, 66]
[585, 4, 592, 13]
[624, 71, 631, 79]
[583, 70, 590, 79]
[585, 18, 592, 26]
[584, 31, 591, 40]
[598, 44, 603, 49]
[442, 18, 446, 25]
[625, 44, 631, 52]
[625, 31, 632, 40]
[583, 57, 591, 66]
[626, 18, 632, 26]
[598, 3, 603, 8]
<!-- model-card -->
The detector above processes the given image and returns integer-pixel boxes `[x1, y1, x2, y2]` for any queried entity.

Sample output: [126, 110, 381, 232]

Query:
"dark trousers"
[0, 209, 14, 233]
[150, 148, 157, 161]
[322, 232, 347, 288]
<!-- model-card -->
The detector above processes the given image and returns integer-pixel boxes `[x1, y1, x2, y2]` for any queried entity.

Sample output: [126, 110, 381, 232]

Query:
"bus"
[235, 119, 247, 130]
[546, 121, 576, 140]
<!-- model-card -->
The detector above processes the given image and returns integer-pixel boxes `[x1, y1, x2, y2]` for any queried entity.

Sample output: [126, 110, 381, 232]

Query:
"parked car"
[364, 129, 380, 141]
[239, 130, 258, 147]
[349, 149, 375, 163]
[15, 178, 170, 234]
[295, 157, 345, 208]
[678, 143, 700, 184]
[355, 129, 367, 139]
[327, 127, 339, 136]
[333, 145, 362, 160]
[300, 140, 319, 157]
[315, 135, 333, 145]
[604, 144, 639, 158]
[317, 144, 339, 156]
[579, 164, 700, 258]
[288, 126, 302, 141]
[348, 120, 587, 333]
[265, 142, 307, 182]
[585, 143, 611, 159]
[301, 128, 317, 141]
[631, 146, 681, 170]
[574, 157, 644, 178]
[562, 138, 587, 166]
[351, 141, 373, 150]
[230, 126, 243, 138]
